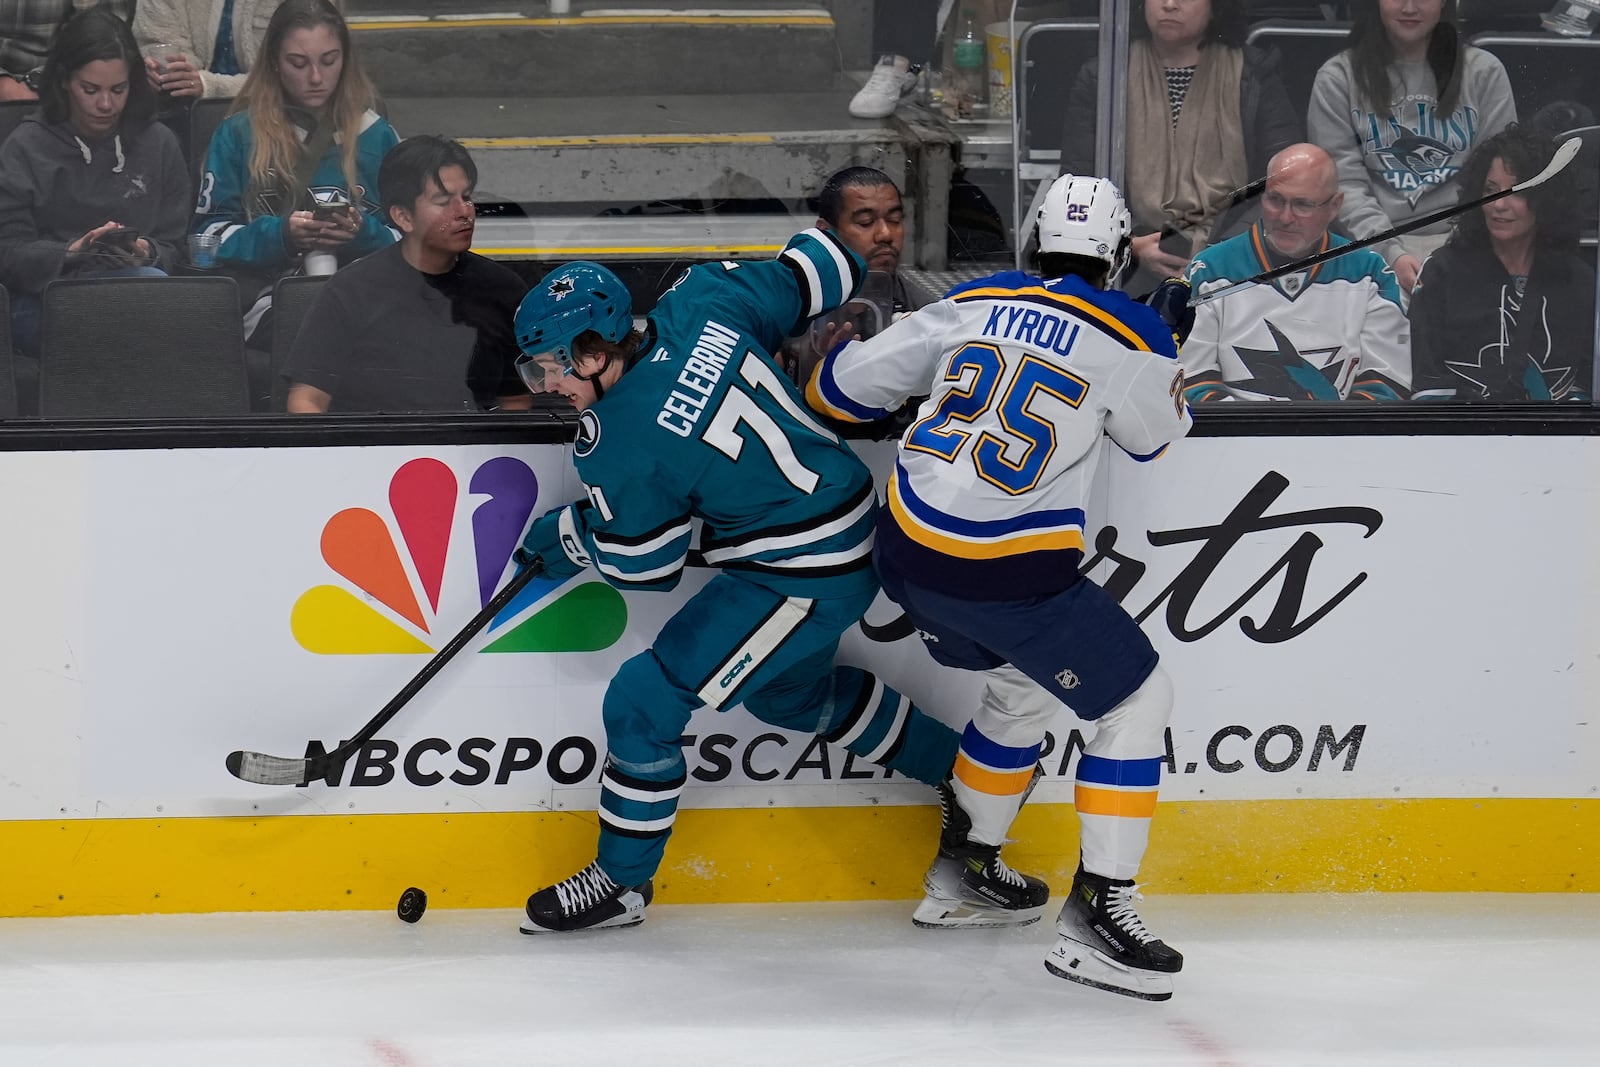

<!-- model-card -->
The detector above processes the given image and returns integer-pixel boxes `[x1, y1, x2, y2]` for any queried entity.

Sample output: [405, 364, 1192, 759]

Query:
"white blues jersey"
[807, 270, 1191, 601]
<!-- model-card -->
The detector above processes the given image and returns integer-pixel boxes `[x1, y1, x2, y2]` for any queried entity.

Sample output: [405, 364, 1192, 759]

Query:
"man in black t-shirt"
[284, 135, 538, 413]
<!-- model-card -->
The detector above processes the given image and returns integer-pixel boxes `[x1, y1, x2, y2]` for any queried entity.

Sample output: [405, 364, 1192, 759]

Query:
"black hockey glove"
[1142, 278, 1196, 350]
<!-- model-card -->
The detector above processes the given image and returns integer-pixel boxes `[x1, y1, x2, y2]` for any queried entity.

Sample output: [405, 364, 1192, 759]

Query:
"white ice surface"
[1, 894, 1595, 1066]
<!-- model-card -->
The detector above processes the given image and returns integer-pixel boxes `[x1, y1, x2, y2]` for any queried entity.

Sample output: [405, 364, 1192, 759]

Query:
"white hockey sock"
[1076, 666, 1172, 881]
[951, 665, 1057, 845]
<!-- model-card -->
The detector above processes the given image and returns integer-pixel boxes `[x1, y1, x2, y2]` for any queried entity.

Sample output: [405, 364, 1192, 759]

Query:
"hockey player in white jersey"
[806, 174, 1194, 1000]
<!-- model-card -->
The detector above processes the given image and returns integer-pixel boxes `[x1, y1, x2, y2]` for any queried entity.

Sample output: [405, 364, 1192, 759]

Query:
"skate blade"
[912, 895, 1043, 930]
[519, 911, 646, 935]
[1043, 937, 1174, 1001]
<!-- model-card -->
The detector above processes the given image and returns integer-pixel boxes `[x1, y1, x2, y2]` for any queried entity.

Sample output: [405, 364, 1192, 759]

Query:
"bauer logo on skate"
[288, 456, 627, 655]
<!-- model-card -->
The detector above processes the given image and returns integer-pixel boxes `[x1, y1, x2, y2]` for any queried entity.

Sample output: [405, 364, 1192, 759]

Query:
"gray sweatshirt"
[1307, 47, 1517, 266]
[0, 115, 191, 294]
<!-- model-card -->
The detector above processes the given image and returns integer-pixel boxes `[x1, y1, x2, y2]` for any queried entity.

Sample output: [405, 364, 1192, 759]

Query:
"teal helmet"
[514, 261, 634, 363]
[514, 261, 634, 396]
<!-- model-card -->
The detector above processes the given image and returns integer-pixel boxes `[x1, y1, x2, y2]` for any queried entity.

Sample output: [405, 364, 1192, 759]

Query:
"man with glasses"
[1181, 143, 1411, 402]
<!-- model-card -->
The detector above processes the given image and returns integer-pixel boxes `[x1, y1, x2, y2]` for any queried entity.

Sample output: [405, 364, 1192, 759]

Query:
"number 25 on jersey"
[904, 341, 1089, 496]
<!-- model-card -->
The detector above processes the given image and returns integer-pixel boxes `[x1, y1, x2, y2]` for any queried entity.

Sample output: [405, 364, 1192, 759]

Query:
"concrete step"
[385, 91, 906, 206]
[469, 212, 806, 262]
[350, 6, 842, 99]
[394, 89, 931, 265]
[344, 0, 825, 14]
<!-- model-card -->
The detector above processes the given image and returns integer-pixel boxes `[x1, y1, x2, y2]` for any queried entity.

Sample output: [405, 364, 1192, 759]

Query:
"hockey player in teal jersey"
[808, 174, 1194, 1000]
[509, 230, 970, 935]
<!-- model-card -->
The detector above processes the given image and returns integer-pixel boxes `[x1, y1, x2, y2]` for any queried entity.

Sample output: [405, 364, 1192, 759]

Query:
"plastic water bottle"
[952, 9, 988, 118]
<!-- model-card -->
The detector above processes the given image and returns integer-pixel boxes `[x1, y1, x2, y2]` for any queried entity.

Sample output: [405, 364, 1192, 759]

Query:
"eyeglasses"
[1262, 192, 1338, 218]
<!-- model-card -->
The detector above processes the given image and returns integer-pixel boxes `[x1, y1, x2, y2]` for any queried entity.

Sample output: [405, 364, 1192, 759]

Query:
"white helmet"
[1037, 173, 1132, 285]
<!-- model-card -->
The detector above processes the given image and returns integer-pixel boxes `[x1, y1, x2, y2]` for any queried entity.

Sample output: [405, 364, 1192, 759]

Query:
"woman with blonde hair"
[193, 0, 398, 340]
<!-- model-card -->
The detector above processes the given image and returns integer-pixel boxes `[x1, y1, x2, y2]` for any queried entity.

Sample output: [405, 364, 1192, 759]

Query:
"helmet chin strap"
[570, 332, 644, 402]
[570, 352, 613, 401]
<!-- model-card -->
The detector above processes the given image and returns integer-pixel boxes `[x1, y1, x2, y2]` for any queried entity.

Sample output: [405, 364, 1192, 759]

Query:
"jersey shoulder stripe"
[950, 281, 1167, 355]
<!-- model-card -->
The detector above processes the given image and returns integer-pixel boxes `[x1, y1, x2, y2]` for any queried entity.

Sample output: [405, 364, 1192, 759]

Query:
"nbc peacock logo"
[289, 456, 627, 654]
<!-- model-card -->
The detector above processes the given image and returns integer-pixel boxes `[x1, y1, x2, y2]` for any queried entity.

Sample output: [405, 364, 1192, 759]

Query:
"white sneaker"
[850, 55, 918, 119]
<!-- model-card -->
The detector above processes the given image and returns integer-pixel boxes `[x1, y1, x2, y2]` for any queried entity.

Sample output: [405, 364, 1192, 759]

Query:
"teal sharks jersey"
[557, 229, 875, 598]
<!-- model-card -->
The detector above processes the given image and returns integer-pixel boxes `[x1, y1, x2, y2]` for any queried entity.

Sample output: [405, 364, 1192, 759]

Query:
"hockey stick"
[225, 560, 546, 787]
[1190, 135, 1584, 307]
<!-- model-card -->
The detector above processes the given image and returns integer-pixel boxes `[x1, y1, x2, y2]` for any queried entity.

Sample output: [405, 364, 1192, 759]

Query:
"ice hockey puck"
[397, 886, 427, 923]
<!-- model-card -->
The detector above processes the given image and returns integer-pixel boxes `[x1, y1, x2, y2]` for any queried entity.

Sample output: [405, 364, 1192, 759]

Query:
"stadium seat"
[1556, 124, 1600, 248]
[1458, 0, 1550, 36]
[0, 100, 33, 146]
[1469, 33, 1600, 124]
[38, 276, 249, 417]
[188, 96, 233, 191]
[1246, 20, 1352, 130]
[1016, 18, 1099, 169]
[0, 284, 15, 418]
[267, 275, 330, 413]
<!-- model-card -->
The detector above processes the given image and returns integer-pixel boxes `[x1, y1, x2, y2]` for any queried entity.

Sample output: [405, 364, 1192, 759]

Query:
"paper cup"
[985, 22, 1030, 119]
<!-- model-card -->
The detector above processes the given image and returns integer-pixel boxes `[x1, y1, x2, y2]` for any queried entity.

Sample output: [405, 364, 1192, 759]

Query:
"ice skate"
[1044, 865, 1182, 1001]
[520, 860, 653, 934]
[912, 773, 1049, 929]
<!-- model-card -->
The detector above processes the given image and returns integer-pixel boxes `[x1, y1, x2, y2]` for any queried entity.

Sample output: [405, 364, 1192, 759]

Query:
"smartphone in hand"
[310, 192, 352, 223]
[92, 226, 141, 252]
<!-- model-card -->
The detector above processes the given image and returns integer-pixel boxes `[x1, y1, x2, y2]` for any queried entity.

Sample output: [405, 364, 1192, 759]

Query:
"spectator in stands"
[1, 1, 134, 102]
[133, 1, 288, 102]
[783, 166, 936, 392]
[283, 135, 535, 413]
[0, 7, 189, 358]
[815, 166, 933, 315]
[1183, 143, 1410, 402]
[1308, 0, 1517, 297]
[1410, 125, 1594, 401]
[193, 0, 397, 345]
[1060, 0, 1302, 296]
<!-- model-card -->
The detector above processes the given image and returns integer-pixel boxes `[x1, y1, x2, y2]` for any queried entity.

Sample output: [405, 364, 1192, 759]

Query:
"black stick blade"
[226, 749, 312, 787]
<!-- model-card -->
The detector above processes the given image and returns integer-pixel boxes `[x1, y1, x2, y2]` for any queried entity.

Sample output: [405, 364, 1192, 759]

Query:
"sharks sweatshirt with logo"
[1308, 47, 1516, 268]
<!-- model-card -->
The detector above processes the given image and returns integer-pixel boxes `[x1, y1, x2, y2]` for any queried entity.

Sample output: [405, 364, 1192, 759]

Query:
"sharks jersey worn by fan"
[1183, 223, 1411, 402]
[808, 269, 1190, 603]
